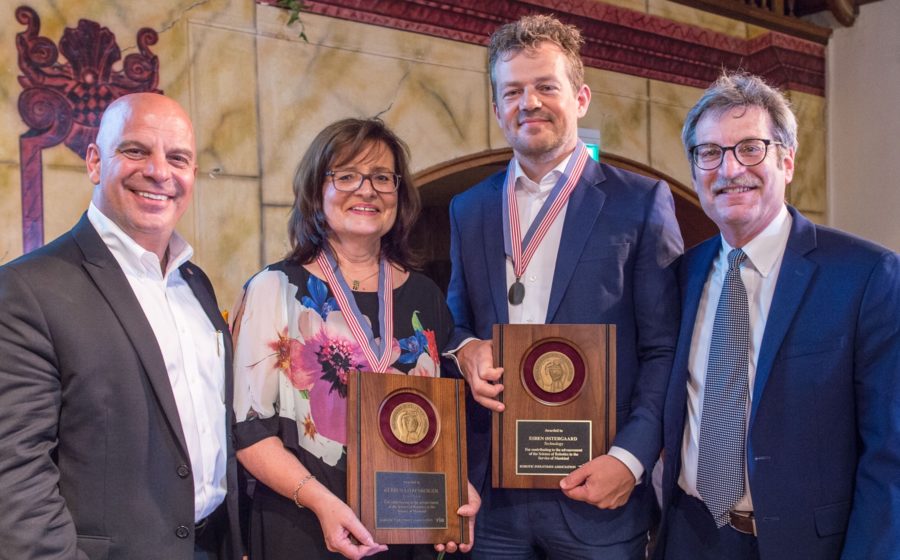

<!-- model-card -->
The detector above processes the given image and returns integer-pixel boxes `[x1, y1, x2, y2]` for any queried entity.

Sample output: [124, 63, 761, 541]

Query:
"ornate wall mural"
[15, 5, 161, 252]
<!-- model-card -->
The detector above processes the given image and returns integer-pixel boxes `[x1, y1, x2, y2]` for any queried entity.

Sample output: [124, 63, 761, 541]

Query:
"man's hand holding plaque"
[487, 324, 617, 489]
[456, 338, 505, 413]
[560, 454, 636, 509]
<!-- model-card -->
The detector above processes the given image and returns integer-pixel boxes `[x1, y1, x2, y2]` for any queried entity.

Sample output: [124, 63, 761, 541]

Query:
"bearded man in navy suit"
[656, 72, 900, 559]
[446, 14, 684, 559]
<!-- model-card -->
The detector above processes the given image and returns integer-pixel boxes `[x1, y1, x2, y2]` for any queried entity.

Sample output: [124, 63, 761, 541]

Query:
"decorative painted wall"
[15, 6, 161, 252]
[0, 0, 829, 309]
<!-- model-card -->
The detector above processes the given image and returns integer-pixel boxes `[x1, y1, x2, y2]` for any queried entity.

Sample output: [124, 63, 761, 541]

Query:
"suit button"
[177, 464, 191, 478]
[175, 525, 190, 539]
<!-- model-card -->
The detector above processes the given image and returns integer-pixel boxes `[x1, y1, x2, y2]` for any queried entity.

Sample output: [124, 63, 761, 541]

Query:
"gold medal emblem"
[533, 351, 575, 394]
[389, 402, 429, 445]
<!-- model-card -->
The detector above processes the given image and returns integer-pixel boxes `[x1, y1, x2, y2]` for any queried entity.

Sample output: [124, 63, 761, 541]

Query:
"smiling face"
[692, 105, 794, 247]
[86, 93, 196, 258]
[322, 141, 398, 250]
[492, 41, 590, 175]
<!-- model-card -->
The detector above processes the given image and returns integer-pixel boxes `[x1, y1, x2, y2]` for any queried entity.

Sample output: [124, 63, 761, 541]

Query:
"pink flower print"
[301, 312, 367, 443]
[266, 329, 314, 391]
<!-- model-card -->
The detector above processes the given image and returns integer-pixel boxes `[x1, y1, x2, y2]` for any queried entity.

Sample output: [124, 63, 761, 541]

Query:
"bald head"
[85, 93, 197, 261]
[94, 93, 195, 157]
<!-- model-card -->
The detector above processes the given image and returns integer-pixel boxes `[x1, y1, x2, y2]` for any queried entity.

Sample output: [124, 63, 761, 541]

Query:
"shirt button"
[175, 525, 190, 539]
[177, 464, 191, 478]
[528, 276, 536, 282]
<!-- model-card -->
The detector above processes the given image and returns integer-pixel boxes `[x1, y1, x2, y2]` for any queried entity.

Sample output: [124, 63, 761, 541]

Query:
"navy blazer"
[447, 158, 683, 544]
[0, 215, 242, 559]
[658, 207, 900, 559]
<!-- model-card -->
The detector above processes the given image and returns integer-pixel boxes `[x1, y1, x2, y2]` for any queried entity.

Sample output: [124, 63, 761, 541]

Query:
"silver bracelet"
[292, 474, 316, 508]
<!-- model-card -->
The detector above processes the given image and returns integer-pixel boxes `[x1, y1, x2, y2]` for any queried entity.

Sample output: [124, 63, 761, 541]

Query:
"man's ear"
[575, 83, 591, 118]
[85, 143, 102, 185]
[782, 146, 795, 185]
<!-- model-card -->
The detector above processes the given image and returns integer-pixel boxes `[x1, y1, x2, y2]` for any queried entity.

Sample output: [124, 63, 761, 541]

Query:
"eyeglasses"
[689, 138, 783, 171]
[326, 170, 400, 193]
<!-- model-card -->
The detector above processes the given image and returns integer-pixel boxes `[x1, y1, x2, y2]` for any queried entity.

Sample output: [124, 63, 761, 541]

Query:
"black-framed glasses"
[326, 170, 400, 193]
[689, 138, 783, 171]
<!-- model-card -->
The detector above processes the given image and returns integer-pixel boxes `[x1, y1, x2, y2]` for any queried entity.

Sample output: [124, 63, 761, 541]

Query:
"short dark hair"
[682, 71, 798, 159]
[488, 14, 585, 102]
[286, 118, 421, 269]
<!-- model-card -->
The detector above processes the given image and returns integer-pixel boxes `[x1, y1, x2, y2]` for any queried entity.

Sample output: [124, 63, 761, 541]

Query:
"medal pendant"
[508, 279, 525, 305]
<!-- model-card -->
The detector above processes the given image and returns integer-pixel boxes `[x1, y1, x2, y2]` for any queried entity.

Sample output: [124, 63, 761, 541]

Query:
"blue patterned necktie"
[697, 248, 750, 528]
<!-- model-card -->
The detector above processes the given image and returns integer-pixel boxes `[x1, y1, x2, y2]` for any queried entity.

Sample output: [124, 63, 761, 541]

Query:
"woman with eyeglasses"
[231, 118, 478, 559]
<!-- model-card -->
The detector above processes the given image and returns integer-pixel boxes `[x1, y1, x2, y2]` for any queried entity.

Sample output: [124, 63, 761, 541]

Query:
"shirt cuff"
[607, 446, 645, 485]
[441, 337, 480, 373]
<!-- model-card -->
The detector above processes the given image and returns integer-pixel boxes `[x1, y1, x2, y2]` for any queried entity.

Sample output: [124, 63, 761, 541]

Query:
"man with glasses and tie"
[655, 71, 900, 559]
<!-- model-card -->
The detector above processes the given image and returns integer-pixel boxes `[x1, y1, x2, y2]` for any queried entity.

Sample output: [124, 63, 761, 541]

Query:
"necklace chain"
[342, 267, 379, 290]
[329, 243, 381, 290]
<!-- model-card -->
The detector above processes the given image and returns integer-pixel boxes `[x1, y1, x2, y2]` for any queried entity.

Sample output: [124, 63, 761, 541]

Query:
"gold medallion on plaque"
[389, 402, 430, 445]
[532, 351, 575, 394]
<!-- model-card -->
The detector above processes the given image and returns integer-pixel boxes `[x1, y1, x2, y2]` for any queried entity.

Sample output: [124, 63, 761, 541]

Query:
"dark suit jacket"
[658, 207, 900, 559]
[446, 158, 684, 544]
[0, 215, 242, 560]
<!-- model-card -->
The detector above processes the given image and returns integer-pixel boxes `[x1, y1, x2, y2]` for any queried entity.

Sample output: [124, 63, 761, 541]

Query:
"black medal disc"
[508, 279, 525, 305]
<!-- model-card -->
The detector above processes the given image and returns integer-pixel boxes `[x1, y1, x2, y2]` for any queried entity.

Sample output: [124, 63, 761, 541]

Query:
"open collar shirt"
[88, 202, 227, 522]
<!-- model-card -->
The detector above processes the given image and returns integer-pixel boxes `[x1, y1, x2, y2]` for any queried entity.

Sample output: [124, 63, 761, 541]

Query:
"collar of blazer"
[750, 206, 816, 427]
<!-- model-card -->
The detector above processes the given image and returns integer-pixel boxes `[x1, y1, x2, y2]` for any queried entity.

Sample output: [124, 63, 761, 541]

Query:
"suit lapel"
[181, 263, 234, 410]
[182, 263, 237, 463]
[546, 161, 606, 322]
[72, 215, 190, 458]
[485, 175, 510, 323]
[749, 207, 817, 428]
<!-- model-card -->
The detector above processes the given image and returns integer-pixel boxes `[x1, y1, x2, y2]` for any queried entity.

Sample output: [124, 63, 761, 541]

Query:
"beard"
[508, 112, 571, 160]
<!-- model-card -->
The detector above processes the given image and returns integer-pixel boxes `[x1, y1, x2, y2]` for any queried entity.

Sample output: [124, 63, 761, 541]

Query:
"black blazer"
[0, 215, 242, 559]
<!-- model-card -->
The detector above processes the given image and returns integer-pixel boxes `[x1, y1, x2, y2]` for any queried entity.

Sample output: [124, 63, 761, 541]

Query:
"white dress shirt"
[88, 203, 228, 522]
[679, 204, 792, 512]
[505, 157, 569, 325]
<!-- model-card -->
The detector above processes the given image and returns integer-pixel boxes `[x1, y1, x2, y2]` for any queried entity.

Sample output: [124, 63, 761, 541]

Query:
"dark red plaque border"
[378, 390, 440, 457]
[521, 339, 586, 405]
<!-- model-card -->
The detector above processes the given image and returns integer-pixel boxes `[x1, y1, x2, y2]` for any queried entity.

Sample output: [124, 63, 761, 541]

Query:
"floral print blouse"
[232, 260, 453, 481]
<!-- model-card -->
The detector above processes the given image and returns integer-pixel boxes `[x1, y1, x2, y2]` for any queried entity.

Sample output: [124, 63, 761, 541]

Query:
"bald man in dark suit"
[0, 93, 242, 559]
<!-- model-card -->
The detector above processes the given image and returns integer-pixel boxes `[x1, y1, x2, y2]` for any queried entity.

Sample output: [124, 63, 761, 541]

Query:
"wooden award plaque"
[347, 372, 469, 544]
[491, 324, 616, 489]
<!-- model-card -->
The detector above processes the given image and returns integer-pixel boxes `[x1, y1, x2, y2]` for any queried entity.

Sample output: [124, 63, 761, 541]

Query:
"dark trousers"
[194, 502, 229, 560]
[661, 489, 759, 560]
[473, 486, 647, 560]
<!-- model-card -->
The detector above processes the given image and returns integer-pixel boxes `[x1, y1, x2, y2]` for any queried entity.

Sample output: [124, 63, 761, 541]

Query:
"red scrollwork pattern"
[259, 0, 824, 96]
[15, 5, 161, 253]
